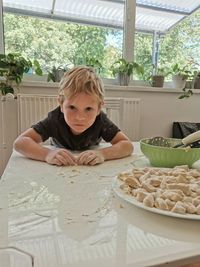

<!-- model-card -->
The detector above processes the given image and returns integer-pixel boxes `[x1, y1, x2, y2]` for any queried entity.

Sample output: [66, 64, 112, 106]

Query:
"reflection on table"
[0, 143, 200, 267]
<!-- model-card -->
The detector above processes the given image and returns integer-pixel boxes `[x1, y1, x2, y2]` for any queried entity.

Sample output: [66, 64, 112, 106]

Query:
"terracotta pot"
[152, 75, 164, 87]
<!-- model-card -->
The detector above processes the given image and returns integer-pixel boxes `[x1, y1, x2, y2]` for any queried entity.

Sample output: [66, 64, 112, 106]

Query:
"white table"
[0, 143, 200, 267]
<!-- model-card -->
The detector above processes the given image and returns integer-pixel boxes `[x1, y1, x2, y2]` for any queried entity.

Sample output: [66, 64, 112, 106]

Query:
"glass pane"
[3, 13, 123, 78]
[159, 8, 200, 79]
[134, 8, 200, 81]
[134, 32, 153, 80]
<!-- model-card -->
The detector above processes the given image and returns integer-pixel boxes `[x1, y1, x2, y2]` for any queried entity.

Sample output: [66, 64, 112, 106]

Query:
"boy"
[14, 66, 133, 166]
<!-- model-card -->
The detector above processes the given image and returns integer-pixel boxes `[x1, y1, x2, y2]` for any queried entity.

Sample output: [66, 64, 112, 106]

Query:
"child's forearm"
[99, 140, 133, 161]
[13, 136, 50, 162]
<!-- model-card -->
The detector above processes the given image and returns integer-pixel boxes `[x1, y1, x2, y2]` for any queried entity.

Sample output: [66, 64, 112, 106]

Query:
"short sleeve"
[100, 112, 121, 142]
[31, 115, 53, 142]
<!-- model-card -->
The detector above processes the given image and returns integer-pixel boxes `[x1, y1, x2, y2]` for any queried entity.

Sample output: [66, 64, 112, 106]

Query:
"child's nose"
[76, 111, 86, 120]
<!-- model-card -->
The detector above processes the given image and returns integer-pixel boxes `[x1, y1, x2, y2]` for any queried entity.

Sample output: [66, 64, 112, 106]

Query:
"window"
[1, 0, 200, 83]
[159, 8, 200, 70]
[3, 0, 125, 79]
[134, 32, 153, 80]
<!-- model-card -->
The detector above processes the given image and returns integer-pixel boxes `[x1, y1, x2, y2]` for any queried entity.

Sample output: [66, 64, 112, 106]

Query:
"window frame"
[0, 0, 4, 53]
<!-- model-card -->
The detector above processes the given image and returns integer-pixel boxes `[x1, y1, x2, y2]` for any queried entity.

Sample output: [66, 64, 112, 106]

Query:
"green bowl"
[140, 138, 200, 168]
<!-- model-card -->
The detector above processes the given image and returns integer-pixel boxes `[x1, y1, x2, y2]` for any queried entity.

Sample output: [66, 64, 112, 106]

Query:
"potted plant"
[192, 70, 200, 89]
[0, 53, 42, 95]
[148, 65, 168, 87]
[110, 58, 144, 86]
[169, 63, 192, 89]
[47, 65, 69, 82]
[74, 57, 103, 74]
[85, 57, 103, 74]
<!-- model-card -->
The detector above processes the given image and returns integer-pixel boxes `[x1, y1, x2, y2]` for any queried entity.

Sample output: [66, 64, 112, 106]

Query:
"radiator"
[17, 94, 58, 133]
[104, 97, 141, 140]
[120, 97, 141, 141]
[17, 94, 141, 140]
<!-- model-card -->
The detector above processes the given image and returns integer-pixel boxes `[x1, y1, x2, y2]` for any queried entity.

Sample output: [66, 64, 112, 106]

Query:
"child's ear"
[57, 95, 64, 112]
[98, 101, 104, 114]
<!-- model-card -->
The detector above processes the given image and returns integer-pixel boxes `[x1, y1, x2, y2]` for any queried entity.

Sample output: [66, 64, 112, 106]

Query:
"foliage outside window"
[134, 9, 200, 80]
[3, 9, 200, 83]
[3, 14, 123, 79]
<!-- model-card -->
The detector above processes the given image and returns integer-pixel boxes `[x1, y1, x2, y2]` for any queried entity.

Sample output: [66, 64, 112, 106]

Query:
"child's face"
[61, 92, 101, 135]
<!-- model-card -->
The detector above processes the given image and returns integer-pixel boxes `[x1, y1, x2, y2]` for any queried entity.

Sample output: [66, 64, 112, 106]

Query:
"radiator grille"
[17, 95, 58, 134]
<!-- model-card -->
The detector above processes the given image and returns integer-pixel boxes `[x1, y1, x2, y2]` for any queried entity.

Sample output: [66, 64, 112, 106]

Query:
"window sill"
[20, 80, 200, 95]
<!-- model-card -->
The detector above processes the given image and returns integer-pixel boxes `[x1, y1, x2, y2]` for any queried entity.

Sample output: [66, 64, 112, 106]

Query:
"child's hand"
[45, 148, 77, 166]
[76, 150, 105, 166]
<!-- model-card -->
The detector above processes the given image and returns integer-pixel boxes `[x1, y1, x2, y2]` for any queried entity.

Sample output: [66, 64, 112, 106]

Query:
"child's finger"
[58, 150, 77, 165]
[52, 158, 62, 166]
[77, 151, 93, 164]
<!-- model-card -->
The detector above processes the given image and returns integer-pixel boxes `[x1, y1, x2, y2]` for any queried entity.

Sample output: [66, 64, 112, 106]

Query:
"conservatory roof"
[3, 0, 200, 34]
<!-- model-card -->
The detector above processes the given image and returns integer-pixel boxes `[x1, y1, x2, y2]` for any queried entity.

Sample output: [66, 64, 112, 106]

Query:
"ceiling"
[2, 0, 200, 34]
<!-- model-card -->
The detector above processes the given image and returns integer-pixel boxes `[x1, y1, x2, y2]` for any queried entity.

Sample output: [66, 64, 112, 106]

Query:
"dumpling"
[161, 189, 184, 202]
[143, 194, 154, 208]
[171, 201, 186, 214]
[165, 199, 175, 210]
[135, 189, 149, 202]
[141, 180, 157, 193]
[155, 197, 168, 211]
[125, 176, 141, 189]
[182, 202, 196, 214]
[166, 183, 191, 196]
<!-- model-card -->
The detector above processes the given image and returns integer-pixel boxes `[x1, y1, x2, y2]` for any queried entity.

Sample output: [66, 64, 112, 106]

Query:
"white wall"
[105, 86, 200, 139]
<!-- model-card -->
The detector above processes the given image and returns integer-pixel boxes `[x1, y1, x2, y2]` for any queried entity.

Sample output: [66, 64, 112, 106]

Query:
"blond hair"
[59, 66, 104, 104]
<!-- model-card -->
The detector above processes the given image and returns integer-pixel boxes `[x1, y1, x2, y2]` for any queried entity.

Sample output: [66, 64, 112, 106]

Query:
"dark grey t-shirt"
[32, 107, 120, 150]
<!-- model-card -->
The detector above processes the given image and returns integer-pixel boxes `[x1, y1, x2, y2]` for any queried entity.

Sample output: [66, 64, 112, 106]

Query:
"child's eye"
[68, 105, 76, 110]
[85, 107, 93, 112]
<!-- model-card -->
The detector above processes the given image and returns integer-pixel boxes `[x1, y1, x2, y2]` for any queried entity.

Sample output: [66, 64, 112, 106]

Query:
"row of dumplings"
[118, 165, 200, 215]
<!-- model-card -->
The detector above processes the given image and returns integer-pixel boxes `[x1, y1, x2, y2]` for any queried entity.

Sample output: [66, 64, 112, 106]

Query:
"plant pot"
[152, 75, 164, 87]
[172, 74, 187, 89]
[194, 77, 200, 89]
[55, 69, 65, 82]
[185, 80, 192, 89]
[117, 73, 130, 86]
